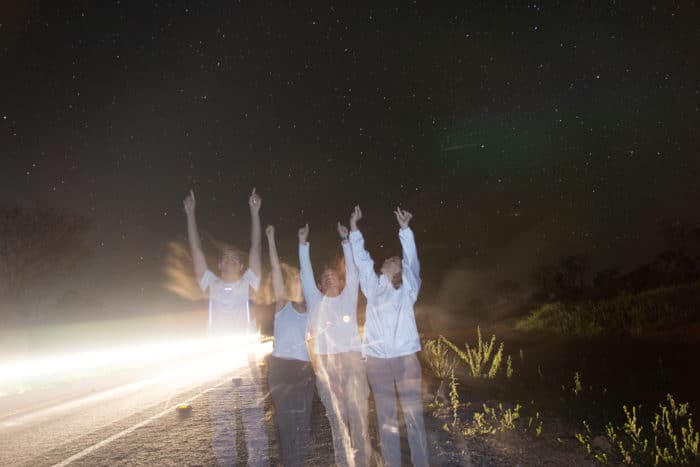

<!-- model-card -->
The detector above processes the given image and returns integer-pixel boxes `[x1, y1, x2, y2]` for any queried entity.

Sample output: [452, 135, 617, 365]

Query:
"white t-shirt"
[299, 241, 362, 355]
[199, 268, 260, 336]
[349, 228, 421, 358]
[271, 301, 311, 362]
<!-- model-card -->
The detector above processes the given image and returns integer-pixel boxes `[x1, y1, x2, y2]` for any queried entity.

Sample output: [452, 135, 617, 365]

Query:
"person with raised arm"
[183, 188, 268, 466]
[265, 224, 313, 467]
[348, 205, 428, 467]
[183, 188, 262, 336]
[298, 222, 370, 467]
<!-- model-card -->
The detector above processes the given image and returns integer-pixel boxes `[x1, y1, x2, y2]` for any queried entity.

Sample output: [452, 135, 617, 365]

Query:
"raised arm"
[298, 224, 322, 307]
[338, 221, 358, 289]
[248, 188, 262, 279]
[395, 207, 421, 302]
[183, 190, 208, 282]
[265, 225, 286, 311]
[348, 205, 380, 298]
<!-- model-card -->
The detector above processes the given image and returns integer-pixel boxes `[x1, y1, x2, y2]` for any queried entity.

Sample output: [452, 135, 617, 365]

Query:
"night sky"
[1, 1, 699, 315]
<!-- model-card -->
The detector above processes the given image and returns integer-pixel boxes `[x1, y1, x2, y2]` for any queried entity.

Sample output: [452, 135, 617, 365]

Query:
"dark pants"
[267, 356, 314, 467]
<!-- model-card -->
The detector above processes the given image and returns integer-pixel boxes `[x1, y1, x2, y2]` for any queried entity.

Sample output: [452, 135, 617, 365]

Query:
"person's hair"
[204, 233, 246, 265]
[386, 255, 403, 289]
[280, 263, 303, 302]
[319, 254, 347, 288]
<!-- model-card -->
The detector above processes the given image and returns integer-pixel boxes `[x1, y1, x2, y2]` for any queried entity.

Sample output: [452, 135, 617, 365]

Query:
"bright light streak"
[1, 336, 272, 429]
[0, 333, 271, 393]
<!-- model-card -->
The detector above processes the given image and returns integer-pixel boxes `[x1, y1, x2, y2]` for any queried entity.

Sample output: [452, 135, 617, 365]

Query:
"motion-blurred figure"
[183, 188, 268, 466]
[299, 222, 370, 467]
[349, 205, 428, 467]
[265, 224, 314, 467]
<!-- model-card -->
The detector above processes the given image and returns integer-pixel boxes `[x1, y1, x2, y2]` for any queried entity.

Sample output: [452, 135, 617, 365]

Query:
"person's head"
[282, 264, 305, 302]
[283, 267, 307, 312]
[218, 247, 244, 281]
[319, 268, 341, 296]
[381, 256, 403, 289]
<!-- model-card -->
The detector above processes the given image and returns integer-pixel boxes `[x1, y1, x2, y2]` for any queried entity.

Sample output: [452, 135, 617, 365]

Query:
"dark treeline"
[533, 222, 700, 304]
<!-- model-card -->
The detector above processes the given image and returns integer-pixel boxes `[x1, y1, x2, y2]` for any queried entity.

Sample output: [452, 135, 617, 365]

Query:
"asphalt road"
[0, 340, 459, 466]
[0, 340, 315, 466]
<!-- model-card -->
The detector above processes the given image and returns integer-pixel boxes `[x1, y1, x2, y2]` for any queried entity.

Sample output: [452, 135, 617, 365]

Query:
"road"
[0, 337, 326, 466]
[0, 335, 460, 466]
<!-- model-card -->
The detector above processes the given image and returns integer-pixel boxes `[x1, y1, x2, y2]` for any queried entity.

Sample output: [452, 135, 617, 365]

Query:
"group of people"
[184, 189, 428, 467]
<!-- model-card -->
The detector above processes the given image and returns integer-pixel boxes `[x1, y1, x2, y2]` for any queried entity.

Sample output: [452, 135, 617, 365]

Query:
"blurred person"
[183, 188, 262, 335]
[183, 188, 268, 465]
[349, 205, 428, 467]
[298, 222, 370, 467]
[265, 224, 314, 467]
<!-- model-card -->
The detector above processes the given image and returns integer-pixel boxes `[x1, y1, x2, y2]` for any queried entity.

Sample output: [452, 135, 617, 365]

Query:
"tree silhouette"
[534, 254, 590, 301]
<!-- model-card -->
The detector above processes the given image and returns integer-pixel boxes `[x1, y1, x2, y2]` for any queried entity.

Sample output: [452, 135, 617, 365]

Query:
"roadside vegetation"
[516, 281, 700, 336]
[420, 318, 700, 465]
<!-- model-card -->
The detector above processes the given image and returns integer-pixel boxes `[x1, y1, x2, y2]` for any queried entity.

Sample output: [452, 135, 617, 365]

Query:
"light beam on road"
[0, 333, 272, 399]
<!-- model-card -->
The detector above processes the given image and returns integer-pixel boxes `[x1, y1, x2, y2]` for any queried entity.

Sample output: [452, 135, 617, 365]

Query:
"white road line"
[51, 377, 230, 467]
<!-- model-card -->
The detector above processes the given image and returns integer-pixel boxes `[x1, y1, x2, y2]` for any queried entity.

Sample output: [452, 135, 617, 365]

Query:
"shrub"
[422, 337, 458, 405]
[516, 281, 700, 336]
[576, 394, 700, 465]
[440, 327, 511, 379]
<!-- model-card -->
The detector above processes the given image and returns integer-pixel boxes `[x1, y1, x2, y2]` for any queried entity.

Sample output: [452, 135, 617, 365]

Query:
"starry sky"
[1, 1, 699, 314]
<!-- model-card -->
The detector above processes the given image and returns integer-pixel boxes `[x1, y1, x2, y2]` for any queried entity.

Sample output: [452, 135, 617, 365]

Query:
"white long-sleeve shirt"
[349, 228, 421, 358]
[299, 241, 362, 355]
